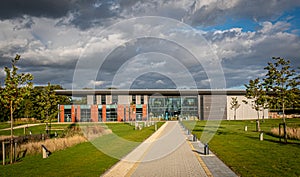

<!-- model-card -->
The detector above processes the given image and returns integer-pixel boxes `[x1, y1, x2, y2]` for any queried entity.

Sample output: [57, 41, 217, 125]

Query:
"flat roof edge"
[55, 89, 246, 96]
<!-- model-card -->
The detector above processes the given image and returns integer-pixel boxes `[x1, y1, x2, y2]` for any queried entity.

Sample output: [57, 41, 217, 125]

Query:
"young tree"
[0, 54, 33, 164]
[244, 78, 265, 131]
[36, 83, 58, 135]
[263, 57, 298, 143]
[230, 97, 240, 120]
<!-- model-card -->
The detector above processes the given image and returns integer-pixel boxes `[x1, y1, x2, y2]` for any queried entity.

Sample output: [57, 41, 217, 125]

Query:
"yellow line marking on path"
[186, 135, 213, 177]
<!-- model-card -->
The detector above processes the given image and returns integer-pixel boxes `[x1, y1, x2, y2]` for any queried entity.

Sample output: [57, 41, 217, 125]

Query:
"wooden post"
[14, 142, 17, 162]
[279, 123, 282, 142]
[10, 100, 13, 164]
[2, 141, 5, 165]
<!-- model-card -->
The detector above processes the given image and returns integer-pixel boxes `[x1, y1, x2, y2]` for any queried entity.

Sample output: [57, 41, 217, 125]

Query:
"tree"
[0, 54, 33, 164]
[36, 83, 58, 135]
[244, 78, 266, 131]
[263, 57, 298, 143]
[230, 97, 240, 120]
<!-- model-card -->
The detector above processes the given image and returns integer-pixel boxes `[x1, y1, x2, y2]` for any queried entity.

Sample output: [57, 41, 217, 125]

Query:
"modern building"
[55, 89, 268, 122]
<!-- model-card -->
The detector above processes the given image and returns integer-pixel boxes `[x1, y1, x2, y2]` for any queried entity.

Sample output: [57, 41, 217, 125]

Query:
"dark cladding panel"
[203, 95, 227, 120]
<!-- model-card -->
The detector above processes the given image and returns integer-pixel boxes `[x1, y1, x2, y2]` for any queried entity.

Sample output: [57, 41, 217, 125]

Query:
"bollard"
[155, 123, 157, 131]
[204, 144, 209, 155]
[244, 126, 248, 131]
[259, 132, 264, 141]
[187, 129, 190, 135]
[193, 134, 197, 142]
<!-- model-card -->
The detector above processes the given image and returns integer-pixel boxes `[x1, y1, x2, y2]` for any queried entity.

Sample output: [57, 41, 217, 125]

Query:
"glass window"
[64, 109, 71, 122]
[101, 95, 106, 104]
[112, 95, 118, 104]
[132, 95, 136, 104]
[81, 109, 91, 122]
[141, 95, 144, 104]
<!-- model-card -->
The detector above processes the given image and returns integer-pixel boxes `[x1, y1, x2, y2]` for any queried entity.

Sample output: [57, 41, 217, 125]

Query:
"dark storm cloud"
[92, 36, 214, 89]
[0, 0, 72, 19]
[69, 0, 121, 29]
[131, 73, 177, 89]
[0, 0, 120, 29]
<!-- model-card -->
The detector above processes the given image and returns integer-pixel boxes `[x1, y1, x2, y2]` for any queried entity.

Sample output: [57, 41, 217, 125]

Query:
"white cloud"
[89, 80, 105, 87]
[208, 21, 300, 61]
[259, 21, 291, 34]
[155, 80, 164, 84]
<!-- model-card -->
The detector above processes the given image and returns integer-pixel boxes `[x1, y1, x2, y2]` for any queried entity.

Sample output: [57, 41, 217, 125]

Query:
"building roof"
[55, 89, 246, 96]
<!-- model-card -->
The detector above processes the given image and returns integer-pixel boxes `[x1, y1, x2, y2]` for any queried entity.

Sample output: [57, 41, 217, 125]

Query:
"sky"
[0, 0, 299, 90]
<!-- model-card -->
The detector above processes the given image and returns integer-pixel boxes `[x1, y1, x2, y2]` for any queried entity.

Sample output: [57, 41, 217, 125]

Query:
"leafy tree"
[31, 84, 70, 129]
[263, 57, 297, 121]
[0, 54, 33, 163]
[263, 57, 299, 143]
[230, 97, 240, 120]
[35, 83, 57, 134]
[244, 78, 266, 131]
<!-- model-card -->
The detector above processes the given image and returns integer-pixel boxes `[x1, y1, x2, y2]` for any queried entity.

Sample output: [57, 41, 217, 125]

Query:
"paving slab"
[186, 133, 238, 177]
[130, 121, 207, 177]
[102, 121, 238, 177]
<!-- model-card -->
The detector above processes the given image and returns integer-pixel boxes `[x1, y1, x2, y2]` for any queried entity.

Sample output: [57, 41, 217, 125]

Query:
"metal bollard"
[193, 134, 197, 142]
[204, 144, 209, 155]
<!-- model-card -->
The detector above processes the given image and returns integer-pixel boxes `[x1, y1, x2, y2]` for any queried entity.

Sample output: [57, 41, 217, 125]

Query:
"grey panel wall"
[203, 95, 227, 120]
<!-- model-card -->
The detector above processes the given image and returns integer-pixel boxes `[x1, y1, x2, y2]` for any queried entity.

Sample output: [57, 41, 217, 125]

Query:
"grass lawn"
[184, 118, 300, 177]
[0, 123, 70, 137]
[0, 122, 12, 130]
[0, 122, 164, 177]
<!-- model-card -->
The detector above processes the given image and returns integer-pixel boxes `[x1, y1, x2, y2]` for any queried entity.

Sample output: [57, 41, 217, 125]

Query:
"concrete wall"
[87, 95, 94, 105]
[226, 96, 268, 120]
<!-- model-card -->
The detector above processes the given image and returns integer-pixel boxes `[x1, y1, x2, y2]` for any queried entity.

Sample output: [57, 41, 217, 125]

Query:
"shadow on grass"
[244, 134, 300, 146]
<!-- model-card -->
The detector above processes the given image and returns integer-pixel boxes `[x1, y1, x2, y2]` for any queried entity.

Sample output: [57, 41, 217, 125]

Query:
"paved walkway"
[0, 123, 42, 131]
[102, 121, 238, 177]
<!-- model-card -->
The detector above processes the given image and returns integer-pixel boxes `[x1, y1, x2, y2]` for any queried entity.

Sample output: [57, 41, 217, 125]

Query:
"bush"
[270, 127, 300, 140]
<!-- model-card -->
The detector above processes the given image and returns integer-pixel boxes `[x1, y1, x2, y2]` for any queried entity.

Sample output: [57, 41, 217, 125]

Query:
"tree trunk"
[262, 107, 265, 122]
[256, 110, 261, 132]
[234, 109, 236, 120]
[282, 102, 287, 143]
[10, 100, 13, 164]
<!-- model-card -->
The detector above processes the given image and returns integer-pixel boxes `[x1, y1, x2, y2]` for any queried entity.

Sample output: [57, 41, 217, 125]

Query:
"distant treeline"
[0, 84, 71, 122]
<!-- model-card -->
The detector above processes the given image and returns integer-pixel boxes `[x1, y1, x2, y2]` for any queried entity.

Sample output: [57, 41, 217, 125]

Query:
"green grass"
[0, 122, 11, 130]
[0, 123, 72, 136]
[184, 118, 300, 177]
[0, 122, 164, 177]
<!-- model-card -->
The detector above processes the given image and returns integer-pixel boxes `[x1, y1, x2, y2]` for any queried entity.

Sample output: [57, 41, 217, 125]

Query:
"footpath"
[102, 121, 238, 177]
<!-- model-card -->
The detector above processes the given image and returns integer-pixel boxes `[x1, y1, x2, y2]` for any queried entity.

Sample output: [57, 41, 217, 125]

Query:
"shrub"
[17, 135, 87, 156]
[270, 127, 300, 140]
